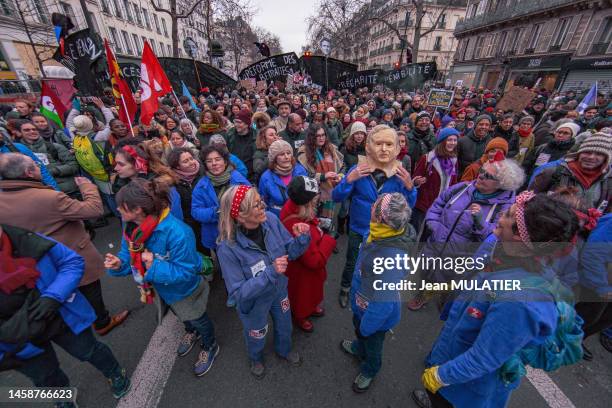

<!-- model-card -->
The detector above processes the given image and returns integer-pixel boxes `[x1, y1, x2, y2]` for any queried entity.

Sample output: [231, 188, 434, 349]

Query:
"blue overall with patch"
[216, 212, 310, 362]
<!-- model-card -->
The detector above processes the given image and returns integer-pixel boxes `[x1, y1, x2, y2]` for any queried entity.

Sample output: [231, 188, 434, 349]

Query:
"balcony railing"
[455, 0, 577, 34]
[590, 43, 608, 55]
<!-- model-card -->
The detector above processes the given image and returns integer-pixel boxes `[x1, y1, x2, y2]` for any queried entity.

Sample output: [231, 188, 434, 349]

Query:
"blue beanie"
[441, 114, 455, 128]
[436, 127, 460, 144]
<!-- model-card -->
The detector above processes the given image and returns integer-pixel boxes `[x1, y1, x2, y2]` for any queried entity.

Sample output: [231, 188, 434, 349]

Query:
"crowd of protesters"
[0, 79, 611, 408]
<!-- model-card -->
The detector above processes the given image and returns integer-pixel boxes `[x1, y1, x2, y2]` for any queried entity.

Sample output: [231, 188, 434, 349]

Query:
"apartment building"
[450, 0, 612, 93]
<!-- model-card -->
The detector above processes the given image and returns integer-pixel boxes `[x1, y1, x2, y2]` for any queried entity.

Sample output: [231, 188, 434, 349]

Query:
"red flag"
[104, 39, 137, 129]
[139, 41, 173, 125]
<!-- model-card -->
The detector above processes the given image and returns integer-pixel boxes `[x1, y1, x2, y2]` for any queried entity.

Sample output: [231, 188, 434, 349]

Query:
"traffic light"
[304, 51, 312, 58]
[394, 61, 401, 69]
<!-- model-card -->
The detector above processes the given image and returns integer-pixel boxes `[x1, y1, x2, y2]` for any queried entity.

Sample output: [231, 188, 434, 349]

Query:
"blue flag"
[181, 81, 201, 113]
[577, 82, 597, 114]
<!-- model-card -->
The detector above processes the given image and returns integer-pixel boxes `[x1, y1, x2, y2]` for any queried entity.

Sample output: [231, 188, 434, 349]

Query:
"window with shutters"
[150, 39, 157, 54]
[474, 36, 485, 58]
[142, 8, 150, 29]
[536, 21, 555, 53]
[465, 37, 476, 60]
[551, 18, 571, 50]
[526, 24, 542, 53]
[132, 34, 140, 53]
[111, 0, 122, 18]
[141, 36, 148, 49]
[109, 27, 123, 53]
[60, 2, 78, 28]
[99, 0, 110, 14]
[123, 0, 133, 22]
[578, 16, 603, 55]
[561, 15, 582, 50]
[122, 30, 133, 55]
[133, 3, 142, 25]
[498, 31, 508, 55]
[433, 36, 442, 51]
[166, 44, 172, 56]
[153, 14, 161, 34]
[161, 19, 168, 36]
[590, 17, 611, 55]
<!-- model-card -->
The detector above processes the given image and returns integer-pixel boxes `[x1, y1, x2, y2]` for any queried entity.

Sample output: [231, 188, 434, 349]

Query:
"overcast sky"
[251, 0, 317, 53]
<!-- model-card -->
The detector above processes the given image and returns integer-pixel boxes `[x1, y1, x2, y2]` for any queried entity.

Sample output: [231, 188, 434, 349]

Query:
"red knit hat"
[235, 109, 252, 124]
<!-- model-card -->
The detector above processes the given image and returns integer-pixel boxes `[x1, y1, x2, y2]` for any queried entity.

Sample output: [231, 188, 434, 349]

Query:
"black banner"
[335, 69, 380, 90]
[53, 29, 109, 95]
[380, 62, 437, 90]
[299, 56, 357, 90]
[239, 52, 299, 82]
[158, 58, 237, 91]
[119, 63, 141, 93]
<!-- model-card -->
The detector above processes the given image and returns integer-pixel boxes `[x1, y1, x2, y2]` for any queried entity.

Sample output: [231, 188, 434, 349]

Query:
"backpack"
[498, 275, 584, 385]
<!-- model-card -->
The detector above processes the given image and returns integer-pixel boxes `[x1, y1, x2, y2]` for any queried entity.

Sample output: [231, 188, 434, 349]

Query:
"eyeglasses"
[254, 200, 267, 210]
[478, 168, 499, 182]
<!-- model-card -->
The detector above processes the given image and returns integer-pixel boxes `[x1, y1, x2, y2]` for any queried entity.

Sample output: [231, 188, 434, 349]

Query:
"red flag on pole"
[104, 39, 137, 131]
[139, 41, 173, 125]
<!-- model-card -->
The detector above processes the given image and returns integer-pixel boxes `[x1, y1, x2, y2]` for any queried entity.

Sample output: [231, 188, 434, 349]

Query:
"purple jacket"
[424, 181, 515, 267]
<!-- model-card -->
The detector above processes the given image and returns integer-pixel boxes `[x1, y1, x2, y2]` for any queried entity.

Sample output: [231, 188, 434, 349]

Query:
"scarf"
[174, 160, 201, 184]
[367, 222, 405, 243]
[437, 156, 456, 177]
[274, 161, 293, 176]
[207, 166, 232, 199]
[397, 146, 408, 160]
[0, 233, 41, 295]
[518, 128, 532, 138]
[123, 207, 170, 304]
[473, 189, 502, 201]
[73, 134, 109, 181]
[198, 123, 219, 134]
[38, 126, 55, 141]
[567, 161, 604, 189]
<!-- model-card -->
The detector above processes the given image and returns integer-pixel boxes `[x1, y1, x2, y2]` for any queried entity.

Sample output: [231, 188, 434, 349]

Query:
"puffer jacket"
[108, 213, 202, 305]
[0, 226, 95, 363]
[191, 170, 250, 249]
[332, 165, 417, 237]
[425, 181, 515, 259]
[258, 164, 307, 217]
[21, 137, 79, 194]
[350, 227, 416, 336]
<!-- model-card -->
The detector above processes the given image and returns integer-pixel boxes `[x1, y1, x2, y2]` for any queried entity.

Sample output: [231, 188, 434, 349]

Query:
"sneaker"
[340, 339, 360, 360]
[411, 389, 433, 408]
[250, 360, 265, 379]
[194, 343, 220, 377]
[177, 331, 201, 357]
[281, 350, 302, 367]
[108, 368, 131, 399]
[352, 373, 373, 393]
[338, 288, 349, 308]
[601, 332, 612, 353]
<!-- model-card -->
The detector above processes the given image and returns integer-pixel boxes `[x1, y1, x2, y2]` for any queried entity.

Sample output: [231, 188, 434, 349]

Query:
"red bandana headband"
[230, 185, 252, 219]
[375, 193, 393, 224]
[515, 191, 536, 249]
[574, 208, 602, 231]
[121, 146, 148, 174]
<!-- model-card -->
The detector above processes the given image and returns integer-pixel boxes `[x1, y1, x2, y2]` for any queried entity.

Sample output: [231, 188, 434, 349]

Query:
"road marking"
[116, 313, 182, 408]
[526, 366, 576, 408]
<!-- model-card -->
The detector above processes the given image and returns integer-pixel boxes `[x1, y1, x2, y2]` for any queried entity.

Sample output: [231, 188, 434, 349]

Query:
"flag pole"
[193, 57, 203, 90]
[119, 94, 135, 136]
[170, 88, 188, 120]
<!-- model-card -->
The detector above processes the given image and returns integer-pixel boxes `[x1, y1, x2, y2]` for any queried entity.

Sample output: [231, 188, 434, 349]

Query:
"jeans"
[351, 315, 387, 378]
[16, 327, 121, 387]
[341, 229, 364, 289]
[184, 311, 216, 351]
[78, 280, 111, 329]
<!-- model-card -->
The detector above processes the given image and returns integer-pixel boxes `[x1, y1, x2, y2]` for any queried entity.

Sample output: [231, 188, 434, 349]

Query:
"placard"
[381, 62, 437, 90]
[240, 78, 256, 90]
[335, 69, 379, 90]
[238, 52, 299, 82]
[428, 88, 454, 108]
[496, 86, 535, 113]
[256, 80, 267, 92]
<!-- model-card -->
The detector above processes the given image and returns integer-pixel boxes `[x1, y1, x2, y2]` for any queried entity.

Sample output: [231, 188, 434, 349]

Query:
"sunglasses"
[478, 168, 499, 182]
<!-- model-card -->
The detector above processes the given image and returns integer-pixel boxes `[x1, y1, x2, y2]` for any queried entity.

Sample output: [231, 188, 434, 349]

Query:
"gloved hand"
[28, 297, 61, 321]
[422, 366, 447, 394]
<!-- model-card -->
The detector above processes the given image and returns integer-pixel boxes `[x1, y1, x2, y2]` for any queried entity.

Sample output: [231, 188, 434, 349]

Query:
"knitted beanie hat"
[485, 137, 509, 154]
[475, 114, 492, 125]
[436, 127, 460, 144]
[235, 109, 252, 124]
[350, 121, 367, 137]
[72, 115, 93, 134]
[575, 132, 612, 167]
[268, 139, 293, 163]
[287, 175, 319, 205]
[556, 122, 581, 139]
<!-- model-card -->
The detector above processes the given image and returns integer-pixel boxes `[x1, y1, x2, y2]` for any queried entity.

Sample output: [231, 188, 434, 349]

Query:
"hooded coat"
[280, 200, 336, 320]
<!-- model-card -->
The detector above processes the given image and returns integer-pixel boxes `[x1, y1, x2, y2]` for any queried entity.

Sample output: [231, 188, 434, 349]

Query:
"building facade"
[0, 0, 211, 82]
[329, 0, 467, 75]
[451, 0, 612, 93]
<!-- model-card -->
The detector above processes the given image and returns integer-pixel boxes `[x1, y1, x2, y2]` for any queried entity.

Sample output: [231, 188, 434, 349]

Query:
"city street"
[1, 218, 610, 408]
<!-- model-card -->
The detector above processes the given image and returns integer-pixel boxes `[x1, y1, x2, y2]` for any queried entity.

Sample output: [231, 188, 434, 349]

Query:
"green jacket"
[22, 138, 79, 194]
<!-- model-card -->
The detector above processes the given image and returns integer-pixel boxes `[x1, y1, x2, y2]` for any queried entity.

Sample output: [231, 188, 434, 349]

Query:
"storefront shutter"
[560, 70, 612, 94]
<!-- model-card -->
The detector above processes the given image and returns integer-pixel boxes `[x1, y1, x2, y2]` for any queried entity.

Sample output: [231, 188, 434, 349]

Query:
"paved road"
[1, 218, 611, 407]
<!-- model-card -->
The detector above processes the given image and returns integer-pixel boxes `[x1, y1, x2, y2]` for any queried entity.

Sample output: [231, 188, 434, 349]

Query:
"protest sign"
[256, 80, 267, 92]
[239, 52, 299, 82]
[158, 58, 236, 91]
[381, 62, 437, 90]
[299, 56, 357, 90]
[428, 88, 454, 108]
[240, 78, 256, 90]
[119, 63, 141, 93]
[496, 86, 535, 113]
[335, 69, 379, 90]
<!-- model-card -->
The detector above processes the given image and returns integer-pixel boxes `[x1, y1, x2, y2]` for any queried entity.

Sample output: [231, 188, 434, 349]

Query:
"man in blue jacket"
[1, 128, 58, 189]
[333, 125, 417, 308]
[412, 193, 581, 408]
[0, 225, 130, 405]
[341, 193, 415, 393]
